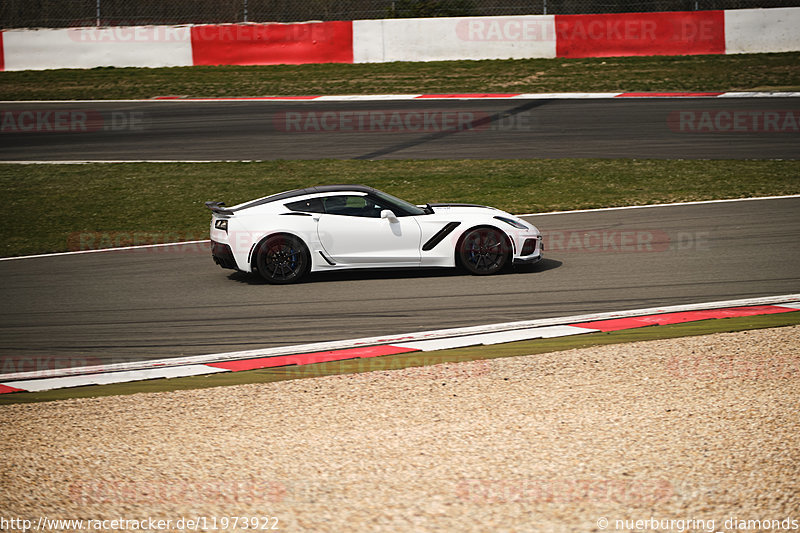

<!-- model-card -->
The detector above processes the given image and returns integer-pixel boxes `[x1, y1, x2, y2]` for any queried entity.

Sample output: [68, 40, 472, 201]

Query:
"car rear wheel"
[255, 235, 309, 284]
[458, 227, 510, 275]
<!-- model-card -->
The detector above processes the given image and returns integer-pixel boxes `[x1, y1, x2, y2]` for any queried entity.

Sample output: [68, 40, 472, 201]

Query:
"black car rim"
[263, 241, 303, 280]
[464, 230, 504, 272]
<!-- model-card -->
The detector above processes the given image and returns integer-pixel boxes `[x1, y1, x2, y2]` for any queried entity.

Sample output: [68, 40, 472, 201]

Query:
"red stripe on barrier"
[190, 96, 320, 100]
[191, 22, 353, 66]
[207, 345, 419, 372]
[555, 11, 725, 58]
[415, 93, 522, 99]
[0, 31, 4, 72]
[0, 384, 25, 394]
[153, 96, 323, 100]
[616, 92, 725, 97]
[152, 96, 321, 101]
[573, 305, 795, 332]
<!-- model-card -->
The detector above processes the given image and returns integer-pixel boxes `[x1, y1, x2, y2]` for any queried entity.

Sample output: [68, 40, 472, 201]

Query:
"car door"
[316, 194, 422, 266]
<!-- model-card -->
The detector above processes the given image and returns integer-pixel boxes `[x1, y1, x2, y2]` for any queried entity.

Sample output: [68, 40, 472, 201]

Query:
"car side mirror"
[380, 210, 398, 222]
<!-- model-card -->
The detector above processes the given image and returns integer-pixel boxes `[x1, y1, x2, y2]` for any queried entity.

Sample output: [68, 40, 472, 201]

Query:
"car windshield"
[371, 190, 427, 216]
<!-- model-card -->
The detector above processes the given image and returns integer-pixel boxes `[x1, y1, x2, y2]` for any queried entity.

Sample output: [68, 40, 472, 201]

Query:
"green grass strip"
[3, 159, 799, 257]
[2, 312, 797, 405]
[0, 53, 798, 100]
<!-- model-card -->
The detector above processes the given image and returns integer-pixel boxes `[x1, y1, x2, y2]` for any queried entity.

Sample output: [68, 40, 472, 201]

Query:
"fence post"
[543, 0, 547, 15]
[244, 0, 248, 22]
[96, 0, 100, 26]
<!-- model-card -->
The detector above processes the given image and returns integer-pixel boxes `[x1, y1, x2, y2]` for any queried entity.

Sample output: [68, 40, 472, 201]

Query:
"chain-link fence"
[2, 0, 798, 28]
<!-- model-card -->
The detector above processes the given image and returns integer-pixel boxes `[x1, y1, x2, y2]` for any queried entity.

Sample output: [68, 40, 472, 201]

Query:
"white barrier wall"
[725, 8, 800, 54]
[353, 15, 555, 63]
[2, 26, 193, 71]
[2, 8, 798, 71]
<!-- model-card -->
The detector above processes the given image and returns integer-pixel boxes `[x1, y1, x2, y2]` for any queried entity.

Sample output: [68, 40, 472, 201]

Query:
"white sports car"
[206, 185, 542, 284]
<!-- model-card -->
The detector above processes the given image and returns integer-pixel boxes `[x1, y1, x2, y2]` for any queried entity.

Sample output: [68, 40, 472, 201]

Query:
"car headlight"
[494, 216, 528, 230]
[214, 219, 228, 232]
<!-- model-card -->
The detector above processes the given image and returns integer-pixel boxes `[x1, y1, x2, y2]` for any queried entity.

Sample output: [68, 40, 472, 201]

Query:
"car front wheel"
[458, 227, 510, 275]
[255, 235, 309, 284]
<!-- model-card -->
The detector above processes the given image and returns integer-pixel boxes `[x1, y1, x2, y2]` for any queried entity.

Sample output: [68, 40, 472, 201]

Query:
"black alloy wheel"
[255, 235, 309, 284]
[458, 227, 509, 275]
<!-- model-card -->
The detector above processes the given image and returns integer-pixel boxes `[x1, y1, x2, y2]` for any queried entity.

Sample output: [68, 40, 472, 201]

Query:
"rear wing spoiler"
[205, 201, 234, 215]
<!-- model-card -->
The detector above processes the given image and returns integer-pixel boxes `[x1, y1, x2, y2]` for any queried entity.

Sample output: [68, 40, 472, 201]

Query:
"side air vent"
[318, 251, 336, 265]
[423, 222, 461, 251]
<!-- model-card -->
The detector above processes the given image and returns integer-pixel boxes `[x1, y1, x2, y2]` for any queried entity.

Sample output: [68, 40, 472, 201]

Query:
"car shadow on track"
[227, 258, 562, 285]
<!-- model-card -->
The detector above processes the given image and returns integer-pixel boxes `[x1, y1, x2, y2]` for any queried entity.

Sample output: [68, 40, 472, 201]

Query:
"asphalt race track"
[1, 98, 799, 160]
[1, 197, 798, 370]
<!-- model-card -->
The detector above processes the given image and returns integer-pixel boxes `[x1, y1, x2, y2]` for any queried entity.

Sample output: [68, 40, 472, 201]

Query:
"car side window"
[285, 198, 325, 213]
[322, 195, 384, 218]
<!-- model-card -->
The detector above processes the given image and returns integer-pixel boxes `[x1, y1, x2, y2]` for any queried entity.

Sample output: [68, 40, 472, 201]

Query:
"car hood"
[428, 203, 499, 215]
[427, 203, 539, 233]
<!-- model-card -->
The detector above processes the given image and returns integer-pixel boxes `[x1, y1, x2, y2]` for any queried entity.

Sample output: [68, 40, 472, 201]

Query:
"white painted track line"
[6, 364, 230, 393]
[0, 91, 798, 104]
[0, 160, 267, 164]
[396, 325, 596, 351]
[518, 194, 800, 217]
[0, 240, 210, 262]
[720, 91, 800, 97]
[481, 325, 598, 345]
